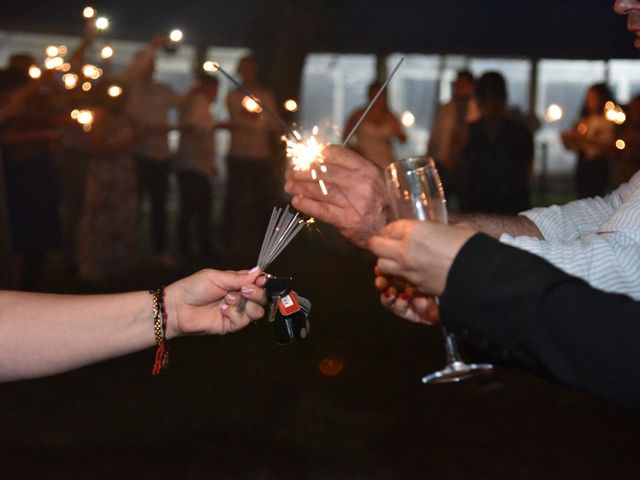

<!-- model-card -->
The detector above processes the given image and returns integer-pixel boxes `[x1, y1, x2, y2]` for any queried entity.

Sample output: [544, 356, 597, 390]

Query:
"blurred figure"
[428, 70, 479, 200]
[56, 24, 98, 274]
[456, 71, 533, 214]
[175, 74, 219, 262]
[223, 55, 281, 250]
[562, 83, 616, 198]
[125, 33, 183, 266]
[344, 81, 407, 169]
[613, 94, 640, 187]
[78, 82, 139, 284]
[0, 57, 62, 290]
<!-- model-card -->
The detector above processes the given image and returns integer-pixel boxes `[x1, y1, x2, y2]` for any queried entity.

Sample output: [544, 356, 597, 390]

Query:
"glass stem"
[442, 328, 463, 365]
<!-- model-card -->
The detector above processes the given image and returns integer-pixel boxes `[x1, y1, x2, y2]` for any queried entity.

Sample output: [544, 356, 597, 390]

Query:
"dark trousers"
[136, 156, 170, 253]
[576, 155, 610, 199]
[177, 170, 213, 259]
[223, 157, 276, 248]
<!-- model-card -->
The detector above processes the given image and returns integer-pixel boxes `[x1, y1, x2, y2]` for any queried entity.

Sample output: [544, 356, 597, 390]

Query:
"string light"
[284, 99, 298, 112]
[545, 104, 563, 123]
[107, 85, 123, 97]
[44, 56, 64, 70]
[62, 73, 79, 90]
[401, 111, 415, 127]
[45, 45, 59, 57]
[100, 46, 114, 59]
[83, 6, 96, 19]
[28, 65, 42, 79]
[169, 29, 183, 42]
[95, 17, 109, 30]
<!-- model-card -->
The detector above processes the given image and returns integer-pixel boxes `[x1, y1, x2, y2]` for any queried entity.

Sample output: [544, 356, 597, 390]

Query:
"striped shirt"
[500, 170, 640, 300]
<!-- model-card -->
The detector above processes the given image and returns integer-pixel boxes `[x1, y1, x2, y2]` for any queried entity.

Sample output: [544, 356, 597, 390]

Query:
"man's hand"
[285, 145, 389, 248]
[369, 220, 476, 296]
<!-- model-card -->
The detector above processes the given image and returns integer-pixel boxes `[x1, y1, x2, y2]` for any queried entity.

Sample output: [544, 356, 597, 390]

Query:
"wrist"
[162, 283, 181, 340]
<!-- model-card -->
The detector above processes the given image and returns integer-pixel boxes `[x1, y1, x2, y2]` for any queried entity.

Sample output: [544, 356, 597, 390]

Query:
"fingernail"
[285, 181, 292, 191]
[249, 266, 260, 273]
[241, 286, 255, 295]
[226, 292, 237, 302]
[399, 292, 411, 301]
[220, 303, 229, 311]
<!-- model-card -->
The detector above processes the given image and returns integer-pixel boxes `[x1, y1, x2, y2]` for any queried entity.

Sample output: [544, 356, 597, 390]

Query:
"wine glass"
[385, 156, 494, 384]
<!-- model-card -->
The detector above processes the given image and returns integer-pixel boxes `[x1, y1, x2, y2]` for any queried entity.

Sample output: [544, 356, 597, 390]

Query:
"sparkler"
[236, 206, 309, 313]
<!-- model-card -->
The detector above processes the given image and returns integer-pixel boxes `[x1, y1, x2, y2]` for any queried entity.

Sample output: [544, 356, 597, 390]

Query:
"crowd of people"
[0, 27, 283, 290]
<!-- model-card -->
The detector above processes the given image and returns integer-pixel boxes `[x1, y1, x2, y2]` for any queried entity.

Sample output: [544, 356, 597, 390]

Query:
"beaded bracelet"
[150, 287, 169, 375]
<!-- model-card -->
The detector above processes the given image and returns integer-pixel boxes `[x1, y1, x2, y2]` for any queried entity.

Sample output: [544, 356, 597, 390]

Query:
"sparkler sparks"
[283, 126, 329, 196]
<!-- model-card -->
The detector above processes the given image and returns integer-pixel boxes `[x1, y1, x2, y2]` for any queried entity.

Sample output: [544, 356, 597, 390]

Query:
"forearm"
[0, 291, 155, 381]
[448, 212, 543, 239]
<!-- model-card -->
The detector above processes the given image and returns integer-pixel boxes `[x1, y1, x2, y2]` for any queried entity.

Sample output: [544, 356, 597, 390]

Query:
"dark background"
[1, 232, 639, 479]
[0, 0, 636, 59]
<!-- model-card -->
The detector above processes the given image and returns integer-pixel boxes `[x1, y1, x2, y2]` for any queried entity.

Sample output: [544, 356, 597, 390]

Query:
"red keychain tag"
[278, 291, 301, 316]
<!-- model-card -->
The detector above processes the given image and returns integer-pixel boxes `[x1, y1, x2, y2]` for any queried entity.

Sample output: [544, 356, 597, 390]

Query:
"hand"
[164, 268, 267, 337]
[284, 145, 389, 248]
[369, 220, 476, 296]
[374, 270, 440, 324]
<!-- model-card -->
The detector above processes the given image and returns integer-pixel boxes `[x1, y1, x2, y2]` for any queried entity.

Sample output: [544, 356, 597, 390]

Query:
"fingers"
[241, 283, 267, 306]
[290, 195, 337, 224]
[379, 288, 440, 325]
[375, 257, 406, 279]
[368, 236, 402, 261]
[378, 219, 416, 239]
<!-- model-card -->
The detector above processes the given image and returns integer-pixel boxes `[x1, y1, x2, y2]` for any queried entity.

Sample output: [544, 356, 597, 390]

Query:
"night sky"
[0, 0, 637, 59]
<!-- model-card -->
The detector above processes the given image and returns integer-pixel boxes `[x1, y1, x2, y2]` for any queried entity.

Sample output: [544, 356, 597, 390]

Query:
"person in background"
[456, 71, 533, 214]
[223, 55, 281, 250]
[175, 74, 219, 263]
[613, 94, 640, 187]
[427, 70, 479, 202]
[562, 83, 616, 199]
[0, 267, 267, 382]
[77, 82, 139, 284]
[125, 33, 183, 267]
[0, 57, 62, 290]
[344, 81, 407, 170]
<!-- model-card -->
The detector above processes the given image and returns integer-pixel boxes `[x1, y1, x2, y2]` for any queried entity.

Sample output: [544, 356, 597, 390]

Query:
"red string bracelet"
[150, 288, 170, 375]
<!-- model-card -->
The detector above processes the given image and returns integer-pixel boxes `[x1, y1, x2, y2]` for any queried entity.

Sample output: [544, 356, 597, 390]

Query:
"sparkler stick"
[237, 207, 307, 314]
[341, 56, 405, 147]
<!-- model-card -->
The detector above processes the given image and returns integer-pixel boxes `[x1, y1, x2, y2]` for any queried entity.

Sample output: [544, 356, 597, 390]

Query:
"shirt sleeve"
[500, 172, 640, 299]
[440, 234, 640, 410]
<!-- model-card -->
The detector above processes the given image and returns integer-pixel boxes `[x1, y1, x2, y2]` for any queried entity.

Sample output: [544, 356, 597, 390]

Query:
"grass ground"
[1, 181, 639, 479]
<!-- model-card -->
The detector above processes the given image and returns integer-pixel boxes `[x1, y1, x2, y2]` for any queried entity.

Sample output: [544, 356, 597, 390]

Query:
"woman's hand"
[164, 268, 267, 337]
[373, 269, 440, 324]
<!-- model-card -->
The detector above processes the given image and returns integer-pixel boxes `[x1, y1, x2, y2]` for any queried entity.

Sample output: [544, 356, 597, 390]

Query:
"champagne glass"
[385, 156, 494, 384]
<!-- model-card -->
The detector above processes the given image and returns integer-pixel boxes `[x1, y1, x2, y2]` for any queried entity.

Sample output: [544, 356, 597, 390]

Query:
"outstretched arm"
[0, 269, 266, 382]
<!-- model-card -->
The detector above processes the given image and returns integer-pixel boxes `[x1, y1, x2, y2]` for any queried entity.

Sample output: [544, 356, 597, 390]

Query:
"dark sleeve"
[439, 234, 640, 409]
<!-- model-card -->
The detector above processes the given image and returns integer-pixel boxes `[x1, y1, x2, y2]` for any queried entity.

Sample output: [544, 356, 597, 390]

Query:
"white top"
[352, 118, 398, 170]
[500, 170, 640, 300]
[226, 87, 279, 160]
[128, 81, 182, 161]
[122, 45, 183, 161]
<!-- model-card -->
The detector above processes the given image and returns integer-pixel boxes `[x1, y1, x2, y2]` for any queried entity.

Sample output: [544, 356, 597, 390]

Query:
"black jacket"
[440, 234, 640, 409]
